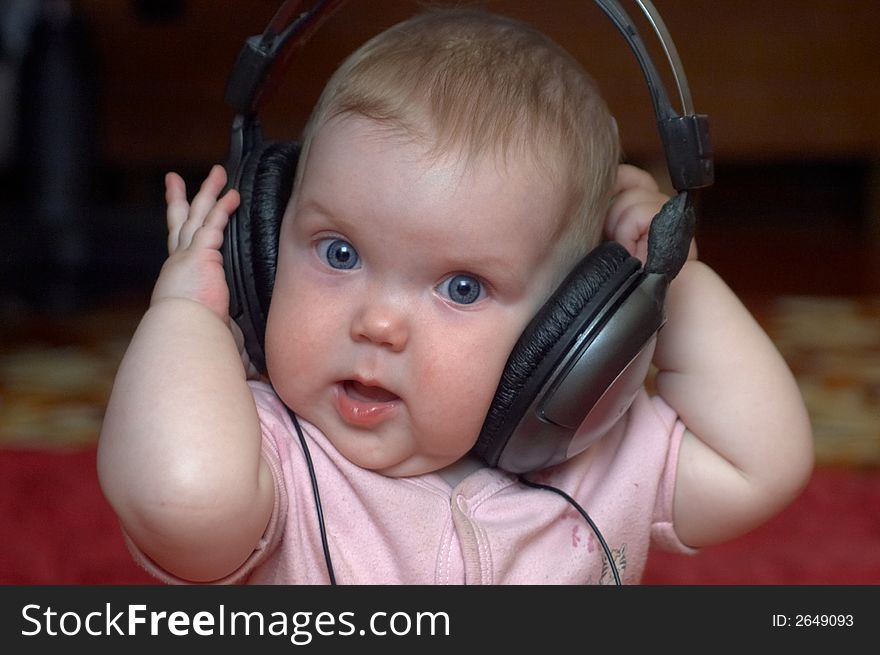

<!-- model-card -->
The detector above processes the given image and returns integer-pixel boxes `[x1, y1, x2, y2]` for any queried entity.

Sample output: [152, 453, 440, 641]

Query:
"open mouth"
[343, 380, 400, 404]
[335, 380, 401, 428]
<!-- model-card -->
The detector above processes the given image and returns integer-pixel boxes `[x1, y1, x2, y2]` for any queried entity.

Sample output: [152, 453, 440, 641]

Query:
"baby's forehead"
[303, 113, 573, 249]
[310, 112, 569, 205]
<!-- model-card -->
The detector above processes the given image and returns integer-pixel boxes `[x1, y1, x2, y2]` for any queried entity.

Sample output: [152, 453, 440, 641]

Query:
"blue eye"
[438, 274, 483, 305]
[317, 238, 360, 270]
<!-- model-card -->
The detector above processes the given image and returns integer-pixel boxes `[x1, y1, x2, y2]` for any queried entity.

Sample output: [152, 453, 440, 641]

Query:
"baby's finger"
[604, 187, 658, 238]
[205, 188, 240, 230]
[165, 172, 189, 253]
[611, 202, 653, 260]
[188, 222, 225, 253]
[611, 163, 660, 197]
[190, 190, 240, 250]
[188, 165, 229, 224]
[176, 168, 227, 248]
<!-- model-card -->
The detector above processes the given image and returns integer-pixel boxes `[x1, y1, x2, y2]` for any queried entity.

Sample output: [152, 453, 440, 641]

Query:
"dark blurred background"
[0, 0, 878, 315]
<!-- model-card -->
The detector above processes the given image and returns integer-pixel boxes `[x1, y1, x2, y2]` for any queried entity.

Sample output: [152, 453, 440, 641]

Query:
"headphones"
[221, 0, 713, 474]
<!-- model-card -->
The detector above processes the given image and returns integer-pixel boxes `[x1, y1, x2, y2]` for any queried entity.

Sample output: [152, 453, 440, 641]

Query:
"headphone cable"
[289, 411, 338, 585]
[286, 410, 619, 586]
[518, 475, 622, 586]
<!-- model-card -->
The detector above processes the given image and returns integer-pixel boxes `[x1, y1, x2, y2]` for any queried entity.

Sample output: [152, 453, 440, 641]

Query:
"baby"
[98, 8, 813, 584]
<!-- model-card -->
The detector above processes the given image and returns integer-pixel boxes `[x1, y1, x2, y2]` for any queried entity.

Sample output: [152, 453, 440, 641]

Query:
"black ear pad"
[228, 140, 301, 373]
[247, 141, 301, 323]
[474, 240, 641, 467]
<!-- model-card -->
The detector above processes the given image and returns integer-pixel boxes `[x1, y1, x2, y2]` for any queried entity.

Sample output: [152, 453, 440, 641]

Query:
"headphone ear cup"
[230, 140, 301, 372]
[248, 141, 301, 319]
[474, 240, 640, 469]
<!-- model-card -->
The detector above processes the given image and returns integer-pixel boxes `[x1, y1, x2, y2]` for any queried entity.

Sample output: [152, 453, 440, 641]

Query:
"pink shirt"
[130, 381, 694, 584]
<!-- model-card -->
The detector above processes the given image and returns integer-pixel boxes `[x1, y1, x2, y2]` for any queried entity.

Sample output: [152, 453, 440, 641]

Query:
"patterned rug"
[0, 299, 142, 449]
[1, 294, 879, 466]
[761, 296, 880, 466]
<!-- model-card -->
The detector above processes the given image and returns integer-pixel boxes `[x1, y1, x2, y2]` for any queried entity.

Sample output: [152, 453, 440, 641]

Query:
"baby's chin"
[280, 396, 478, 477]
[351, 451, 458, 478]
[336, 440, 472, 479]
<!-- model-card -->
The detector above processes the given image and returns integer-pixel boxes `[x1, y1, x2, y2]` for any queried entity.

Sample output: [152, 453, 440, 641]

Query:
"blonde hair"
[293, 7, 620, 263]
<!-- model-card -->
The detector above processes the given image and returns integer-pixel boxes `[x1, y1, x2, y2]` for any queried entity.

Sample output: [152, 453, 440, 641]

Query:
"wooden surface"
[73, 0, 880, 167]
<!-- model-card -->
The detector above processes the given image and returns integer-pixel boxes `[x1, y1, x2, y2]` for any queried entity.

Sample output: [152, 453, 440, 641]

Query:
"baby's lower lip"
[333, 381, 400, 428]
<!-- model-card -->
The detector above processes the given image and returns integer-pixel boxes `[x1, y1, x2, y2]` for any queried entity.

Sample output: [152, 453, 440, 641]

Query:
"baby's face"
[265, 115, 572, 477]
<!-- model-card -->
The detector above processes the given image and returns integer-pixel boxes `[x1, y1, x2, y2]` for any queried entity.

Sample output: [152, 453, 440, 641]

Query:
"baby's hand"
[151, 165, 240, 322]
[604, 164, 697, 264]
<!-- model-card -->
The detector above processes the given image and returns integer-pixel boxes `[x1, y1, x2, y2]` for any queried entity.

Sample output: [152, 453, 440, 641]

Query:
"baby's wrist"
[147, 294, 230, 326]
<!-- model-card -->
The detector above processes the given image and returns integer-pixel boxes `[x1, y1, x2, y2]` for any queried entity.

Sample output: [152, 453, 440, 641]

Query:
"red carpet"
[1, 446, 878, 585]
[643, 465, 880, 584]
[0, 446, 154, 585]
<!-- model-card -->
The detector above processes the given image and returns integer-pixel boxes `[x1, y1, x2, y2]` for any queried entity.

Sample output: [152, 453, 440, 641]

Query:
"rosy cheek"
[266, 305, 308, 381]
[426, 352, 496, 421]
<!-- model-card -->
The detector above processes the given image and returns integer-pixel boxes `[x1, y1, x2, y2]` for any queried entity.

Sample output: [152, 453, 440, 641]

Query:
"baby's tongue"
[346, 380, 398, 403]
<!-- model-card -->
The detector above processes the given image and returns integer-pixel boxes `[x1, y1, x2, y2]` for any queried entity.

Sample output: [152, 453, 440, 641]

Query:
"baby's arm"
[607, 165, 814, 548]
[97, 166, 275, 581]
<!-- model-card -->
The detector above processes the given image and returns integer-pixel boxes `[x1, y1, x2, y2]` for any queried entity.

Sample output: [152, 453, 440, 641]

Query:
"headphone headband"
[224, 0, 346, 115]
[225, 1, 713, 190]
